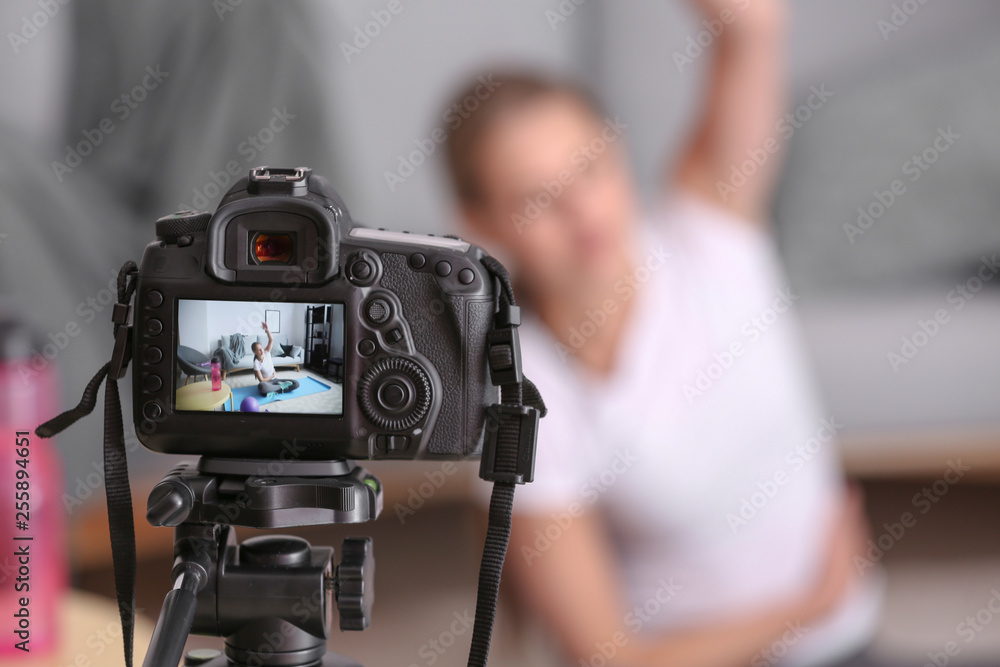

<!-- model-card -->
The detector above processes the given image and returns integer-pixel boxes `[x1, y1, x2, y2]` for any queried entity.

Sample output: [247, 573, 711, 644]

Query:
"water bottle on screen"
[211, 354, 222, 391]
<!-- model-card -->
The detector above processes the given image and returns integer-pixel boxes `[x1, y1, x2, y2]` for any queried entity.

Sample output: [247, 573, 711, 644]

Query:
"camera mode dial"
[357, 357, 431, 431]
[155, 210, 211, 242]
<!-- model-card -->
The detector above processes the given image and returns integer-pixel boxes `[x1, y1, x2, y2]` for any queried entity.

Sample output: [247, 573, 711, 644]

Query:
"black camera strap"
[36, 261, 139, 667]
[34, 257, 544, 667]
[470, 256, 546, 667]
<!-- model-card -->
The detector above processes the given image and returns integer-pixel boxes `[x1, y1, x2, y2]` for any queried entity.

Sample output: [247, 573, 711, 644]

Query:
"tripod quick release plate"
[147, 459, 383, 529]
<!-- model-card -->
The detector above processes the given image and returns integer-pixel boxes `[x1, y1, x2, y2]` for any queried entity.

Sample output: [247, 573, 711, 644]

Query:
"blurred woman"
[444, 1, 883, 665]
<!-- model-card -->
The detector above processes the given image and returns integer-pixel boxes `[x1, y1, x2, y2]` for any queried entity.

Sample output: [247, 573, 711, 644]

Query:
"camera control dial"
[357, 357, 431, 431]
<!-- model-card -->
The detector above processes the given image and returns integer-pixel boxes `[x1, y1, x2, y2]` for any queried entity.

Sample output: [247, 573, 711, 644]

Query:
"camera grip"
[378, 253, 494, 456]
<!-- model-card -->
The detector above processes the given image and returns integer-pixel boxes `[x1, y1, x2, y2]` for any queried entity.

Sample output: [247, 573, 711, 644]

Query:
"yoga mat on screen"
[224, 376, 332, 411]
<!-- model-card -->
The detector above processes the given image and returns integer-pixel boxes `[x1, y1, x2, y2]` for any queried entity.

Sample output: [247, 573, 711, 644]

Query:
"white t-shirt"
[253, 350, 275, 378]
[510, 195, 883, 666]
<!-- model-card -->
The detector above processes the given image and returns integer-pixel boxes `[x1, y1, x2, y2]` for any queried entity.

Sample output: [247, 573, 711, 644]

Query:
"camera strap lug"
[109, 302, 133, 379]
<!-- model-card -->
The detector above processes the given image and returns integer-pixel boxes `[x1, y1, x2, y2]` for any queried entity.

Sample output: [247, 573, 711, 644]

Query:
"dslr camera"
[40, 166, 541, 667]
[135, 166, 508, 462]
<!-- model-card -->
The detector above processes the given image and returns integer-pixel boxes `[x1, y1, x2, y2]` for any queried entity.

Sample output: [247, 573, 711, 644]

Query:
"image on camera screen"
[176, 299, 344, 415]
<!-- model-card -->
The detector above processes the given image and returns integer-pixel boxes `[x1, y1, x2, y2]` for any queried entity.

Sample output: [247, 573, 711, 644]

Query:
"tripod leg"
[142, 568, 203, 667]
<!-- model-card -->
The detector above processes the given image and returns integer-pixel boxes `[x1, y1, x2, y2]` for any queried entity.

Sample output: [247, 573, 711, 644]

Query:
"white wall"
[177, 299, 209, 354]
[0, 0, 71, 146]
[178, 300, 309, 355]
[303, 0, 586, 233]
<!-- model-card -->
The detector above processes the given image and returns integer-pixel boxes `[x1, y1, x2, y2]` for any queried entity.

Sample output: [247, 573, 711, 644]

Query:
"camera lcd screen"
[176, 299, 344, 415]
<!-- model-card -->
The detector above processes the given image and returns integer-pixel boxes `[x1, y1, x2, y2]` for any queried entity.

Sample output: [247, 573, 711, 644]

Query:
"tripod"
[140, 458, 382, 667]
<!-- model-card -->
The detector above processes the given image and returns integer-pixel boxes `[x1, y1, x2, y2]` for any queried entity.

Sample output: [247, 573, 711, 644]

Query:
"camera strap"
[36, 261, 140, 667]
[35, 258, 544, 667]
[469, 256, 546, 667]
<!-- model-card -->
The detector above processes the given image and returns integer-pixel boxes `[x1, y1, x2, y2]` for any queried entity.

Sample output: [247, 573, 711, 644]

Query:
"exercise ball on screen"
[240, 396, 260, 412]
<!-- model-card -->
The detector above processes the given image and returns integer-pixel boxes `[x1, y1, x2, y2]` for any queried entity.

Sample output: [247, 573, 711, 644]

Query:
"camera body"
[133, 167, 498, 461]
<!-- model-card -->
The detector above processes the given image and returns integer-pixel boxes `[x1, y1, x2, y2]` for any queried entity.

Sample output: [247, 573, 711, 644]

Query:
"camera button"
[409, 253, 426, 269]
[146, 318, 164, 336]
[386, 328, 403, 344]
[366, 299, 390, 324]
[387, 435, 410, 451]
[375, 434, 411, 452]
[143, 374, 163, 392]
[347, 254, 379, 285]
[145, 290, 164, 308]
[458, 268, 475, 285]
[378, 382, 408, 409]
[435, 261, 452, 277]
[144, 346, 163, 364]
[358, 338, 377, 356]
[352, 261, 372, 280]
[143, 401, 163, 420]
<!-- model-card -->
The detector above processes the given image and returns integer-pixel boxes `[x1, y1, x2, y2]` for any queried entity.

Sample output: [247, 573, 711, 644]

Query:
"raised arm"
[262, 321, 274, 352]
[672, 0, 788, 224]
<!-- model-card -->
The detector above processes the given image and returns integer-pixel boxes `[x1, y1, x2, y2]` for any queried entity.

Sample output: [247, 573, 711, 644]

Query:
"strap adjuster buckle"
[479, 404, 540, 485]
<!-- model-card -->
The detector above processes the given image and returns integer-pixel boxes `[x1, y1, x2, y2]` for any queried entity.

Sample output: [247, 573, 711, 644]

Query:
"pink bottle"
[211, 355, 222, 392]
[0, 319, 67, 659]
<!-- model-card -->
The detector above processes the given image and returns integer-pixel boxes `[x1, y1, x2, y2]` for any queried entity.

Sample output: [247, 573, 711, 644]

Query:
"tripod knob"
[336, 537, 375, 631]
[147, 478, 195, 527]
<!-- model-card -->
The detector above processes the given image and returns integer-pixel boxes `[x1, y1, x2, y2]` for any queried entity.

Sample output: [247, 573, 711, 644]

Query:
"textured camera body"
[133, 167, 497, 460]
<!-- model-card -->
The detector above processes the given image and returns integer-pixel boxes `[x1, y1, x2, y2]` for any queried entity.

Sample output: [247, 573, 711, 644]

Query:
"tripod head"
[142, 458, 381, 667]
[146, 458, 382, 528]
